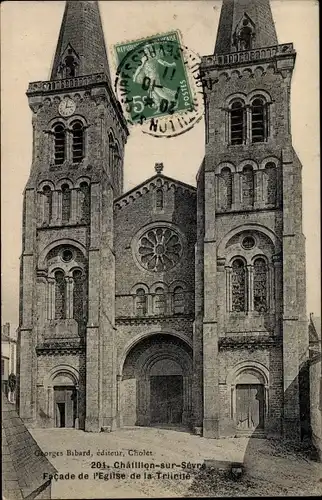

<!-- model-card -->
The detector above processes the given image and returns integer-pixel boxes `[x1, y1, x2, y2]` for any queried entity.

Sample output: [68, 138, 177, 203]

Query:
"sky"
[1, 0, 320, 335]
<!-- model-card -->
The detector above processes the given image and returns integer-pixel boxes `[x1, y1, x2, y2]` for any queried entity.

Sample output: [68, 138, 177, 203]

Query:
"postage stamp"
[114, 31, 204, 138]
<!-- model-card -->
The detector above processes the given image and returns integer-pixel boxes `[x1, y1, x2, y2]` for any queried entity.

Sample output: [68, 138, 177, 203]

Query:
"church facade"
[17, 0, 308, 440]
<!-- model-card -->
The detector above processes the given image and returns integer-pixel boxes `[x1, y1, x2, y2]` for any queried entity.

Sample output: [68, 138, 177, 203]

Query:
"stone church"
[17, 0, 308, 440]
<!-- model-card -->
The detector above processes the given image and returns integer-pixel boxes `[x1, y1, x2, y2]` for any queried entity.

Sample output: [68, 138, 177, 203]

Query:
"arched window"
[135, 288, 147, 316]
[73, 269, 84, 322]
[234, 18, 255, 52]
[238, 25, 253, 51]
[61, 184, 71, 223]
[220, 167, 233, 209]
[230, 101, 245, 145]
[43, 185, 53, 223]
[155, 189, 164, 210]
[115, 143, 121, 187]
[64, 48, 77, 77]
[265, 163, 277, 205]
[173, 286, 185, 314]
[79, 182, 90, 222]
[251, 98, 267, 143]
[108, 132, 115, 170]
[55, 270, 66, 319]
[72, 122, 84, 163]
[231, 259, 246, 312]
[54, 124, 66, 165]
[242, 166, 254, 206]
[253, 258, 268, 312]
[154, 287, 166, 315]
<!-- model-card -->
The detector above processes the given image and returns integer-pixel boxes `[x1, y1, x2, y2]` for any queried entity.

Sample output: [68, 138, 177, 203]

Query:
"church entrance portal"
[150, 375, 183, 424]
[236, 384, 265, 430]
[120, 334, 192, 428]
[54, 386, 76, 428]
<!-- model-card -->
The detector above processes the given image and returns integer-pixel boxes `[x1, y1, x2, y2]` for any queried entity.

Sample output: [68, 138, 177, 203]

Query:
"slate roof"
[2, 395, 57, 500]
[309, 314, 321, 345]
[214, 0, 278, 55]
[50, 1, 111, 80]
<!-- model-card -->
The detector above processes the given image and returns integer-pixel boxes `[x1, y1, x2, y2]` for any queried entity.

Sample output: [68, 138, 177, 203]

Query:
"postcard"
[1, 1, 321, 498]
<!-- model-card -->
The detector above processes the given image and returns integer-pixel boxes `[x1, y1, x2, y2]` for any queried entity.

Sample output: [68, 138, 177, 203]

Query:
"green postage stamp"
[114, 31, 196, 125]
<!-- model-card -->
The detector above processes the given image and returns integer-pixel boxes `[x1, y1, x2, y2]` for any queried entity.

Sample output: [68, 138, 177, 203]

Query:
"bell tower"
[18, 0, 128, 431]
[196, 0, 308, 440]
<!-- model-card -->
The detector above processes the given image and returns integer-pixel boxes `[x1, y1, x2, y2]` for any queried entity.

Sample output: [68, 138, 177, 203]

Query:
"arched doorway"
[52, 372, 77, 428]
[234, 369, 267, 432]
[150, 358, 183, 424]
[120, 334, 192, 428]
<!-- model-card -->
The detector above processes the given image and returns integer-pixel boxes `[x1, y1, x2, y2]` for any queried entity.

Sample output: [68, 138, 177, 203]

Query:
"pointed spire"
[50, 0, 111, 80]
[214, 0, 278, 55]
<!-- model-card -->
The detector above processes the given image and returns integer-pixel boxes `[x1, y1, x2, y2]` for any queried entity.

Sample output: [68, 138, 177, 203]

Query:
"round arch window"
[241, 235, 256, 250]
[136, 226, 183, 272]
[61, 248, 74, 263]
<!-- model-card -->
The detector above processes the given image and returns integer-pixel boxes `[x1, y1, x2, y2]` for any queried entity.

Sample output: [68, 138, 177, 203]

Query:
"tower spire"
[50, 0, 111, 80]
[214, 0, 278, 54]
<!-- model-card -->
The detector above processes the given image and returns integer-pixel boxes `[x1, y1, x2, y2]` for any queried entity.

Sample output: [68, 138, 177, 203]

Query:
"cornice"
[116, 315, 194, 326]
[36, 340, 85, 356]
[201, 43, 295, 71]
[219, 334, 282, 351]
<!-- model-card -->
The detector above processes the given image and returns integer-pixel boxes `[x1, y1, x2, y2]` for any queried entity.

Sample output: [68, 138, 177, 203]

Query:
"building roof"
[2, 396, 57, 500]
[309, 314, 321, 345]
[50, 0, 111, 80]
[214, 0, 278, 55]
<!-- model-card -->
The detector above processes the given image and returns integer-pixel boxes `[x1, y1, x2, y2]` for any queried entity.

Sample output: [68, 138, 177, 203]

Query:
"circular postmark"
[114, 31, 204, 138]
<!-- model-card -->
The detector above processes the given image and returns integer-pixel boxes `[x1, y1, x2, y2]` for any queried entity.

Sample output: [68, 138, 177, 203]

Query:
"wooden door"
[236, 384, 264, 430]
[150, 375, 183, 424]
[54, 386, 76, 428]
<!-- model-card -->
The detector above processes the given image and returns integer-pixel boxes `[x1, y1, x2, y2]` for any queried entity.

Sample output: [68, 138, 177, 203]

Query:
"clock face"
[58, 97, 76, 117]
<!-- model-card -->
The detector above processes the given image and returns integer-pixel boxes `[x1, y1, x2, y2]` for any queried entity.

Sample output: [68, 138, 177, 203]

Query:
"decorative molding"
[201, 43, 295, 71]
[36, 340, 85, 356]
[114, 175, 196, 211]
[116, 315, 194, 326]
[219, 334, 281, 351]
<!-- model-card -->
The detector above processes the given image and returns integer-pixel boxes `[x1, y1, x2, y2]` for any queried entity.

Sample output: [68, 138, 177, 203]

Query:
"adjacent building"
[309, 314, 322, 459]
[17, 0, 309, 440]
[2, 323, 17, 397]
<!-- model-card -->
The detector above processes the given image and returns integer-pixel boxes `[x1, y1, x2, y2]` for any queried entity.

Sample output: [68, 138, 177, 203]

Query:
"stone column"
[48, 386, 54, 427]
[246, 105, 251, 144]
[47, 278, 55, 320]
[65, 276, 74, 319]
[232, 172, 240, 210]
[247, 264, 254, 311]
[254, 170, 263, 208]
[116, 374, 122, 427]
[225, 266, 232, 312]
[74, 386, 79, 429]
[70, 189, 78, 224]
[56, 190, 62, 225]
[147, 293, 153, 316]
[77, 187, 84, 221]
[52, 190, 60, 224]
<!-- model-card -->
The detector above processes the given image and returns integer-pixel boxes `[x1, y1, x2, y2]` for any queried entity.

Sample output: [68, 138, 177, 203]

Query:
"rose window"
[137, 227, 183, 272]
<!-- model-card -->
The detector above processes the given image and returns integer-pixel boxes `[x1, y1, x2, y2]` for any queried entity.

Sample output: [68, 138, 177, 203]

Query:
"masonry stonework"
[17, 0, 309, 441]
